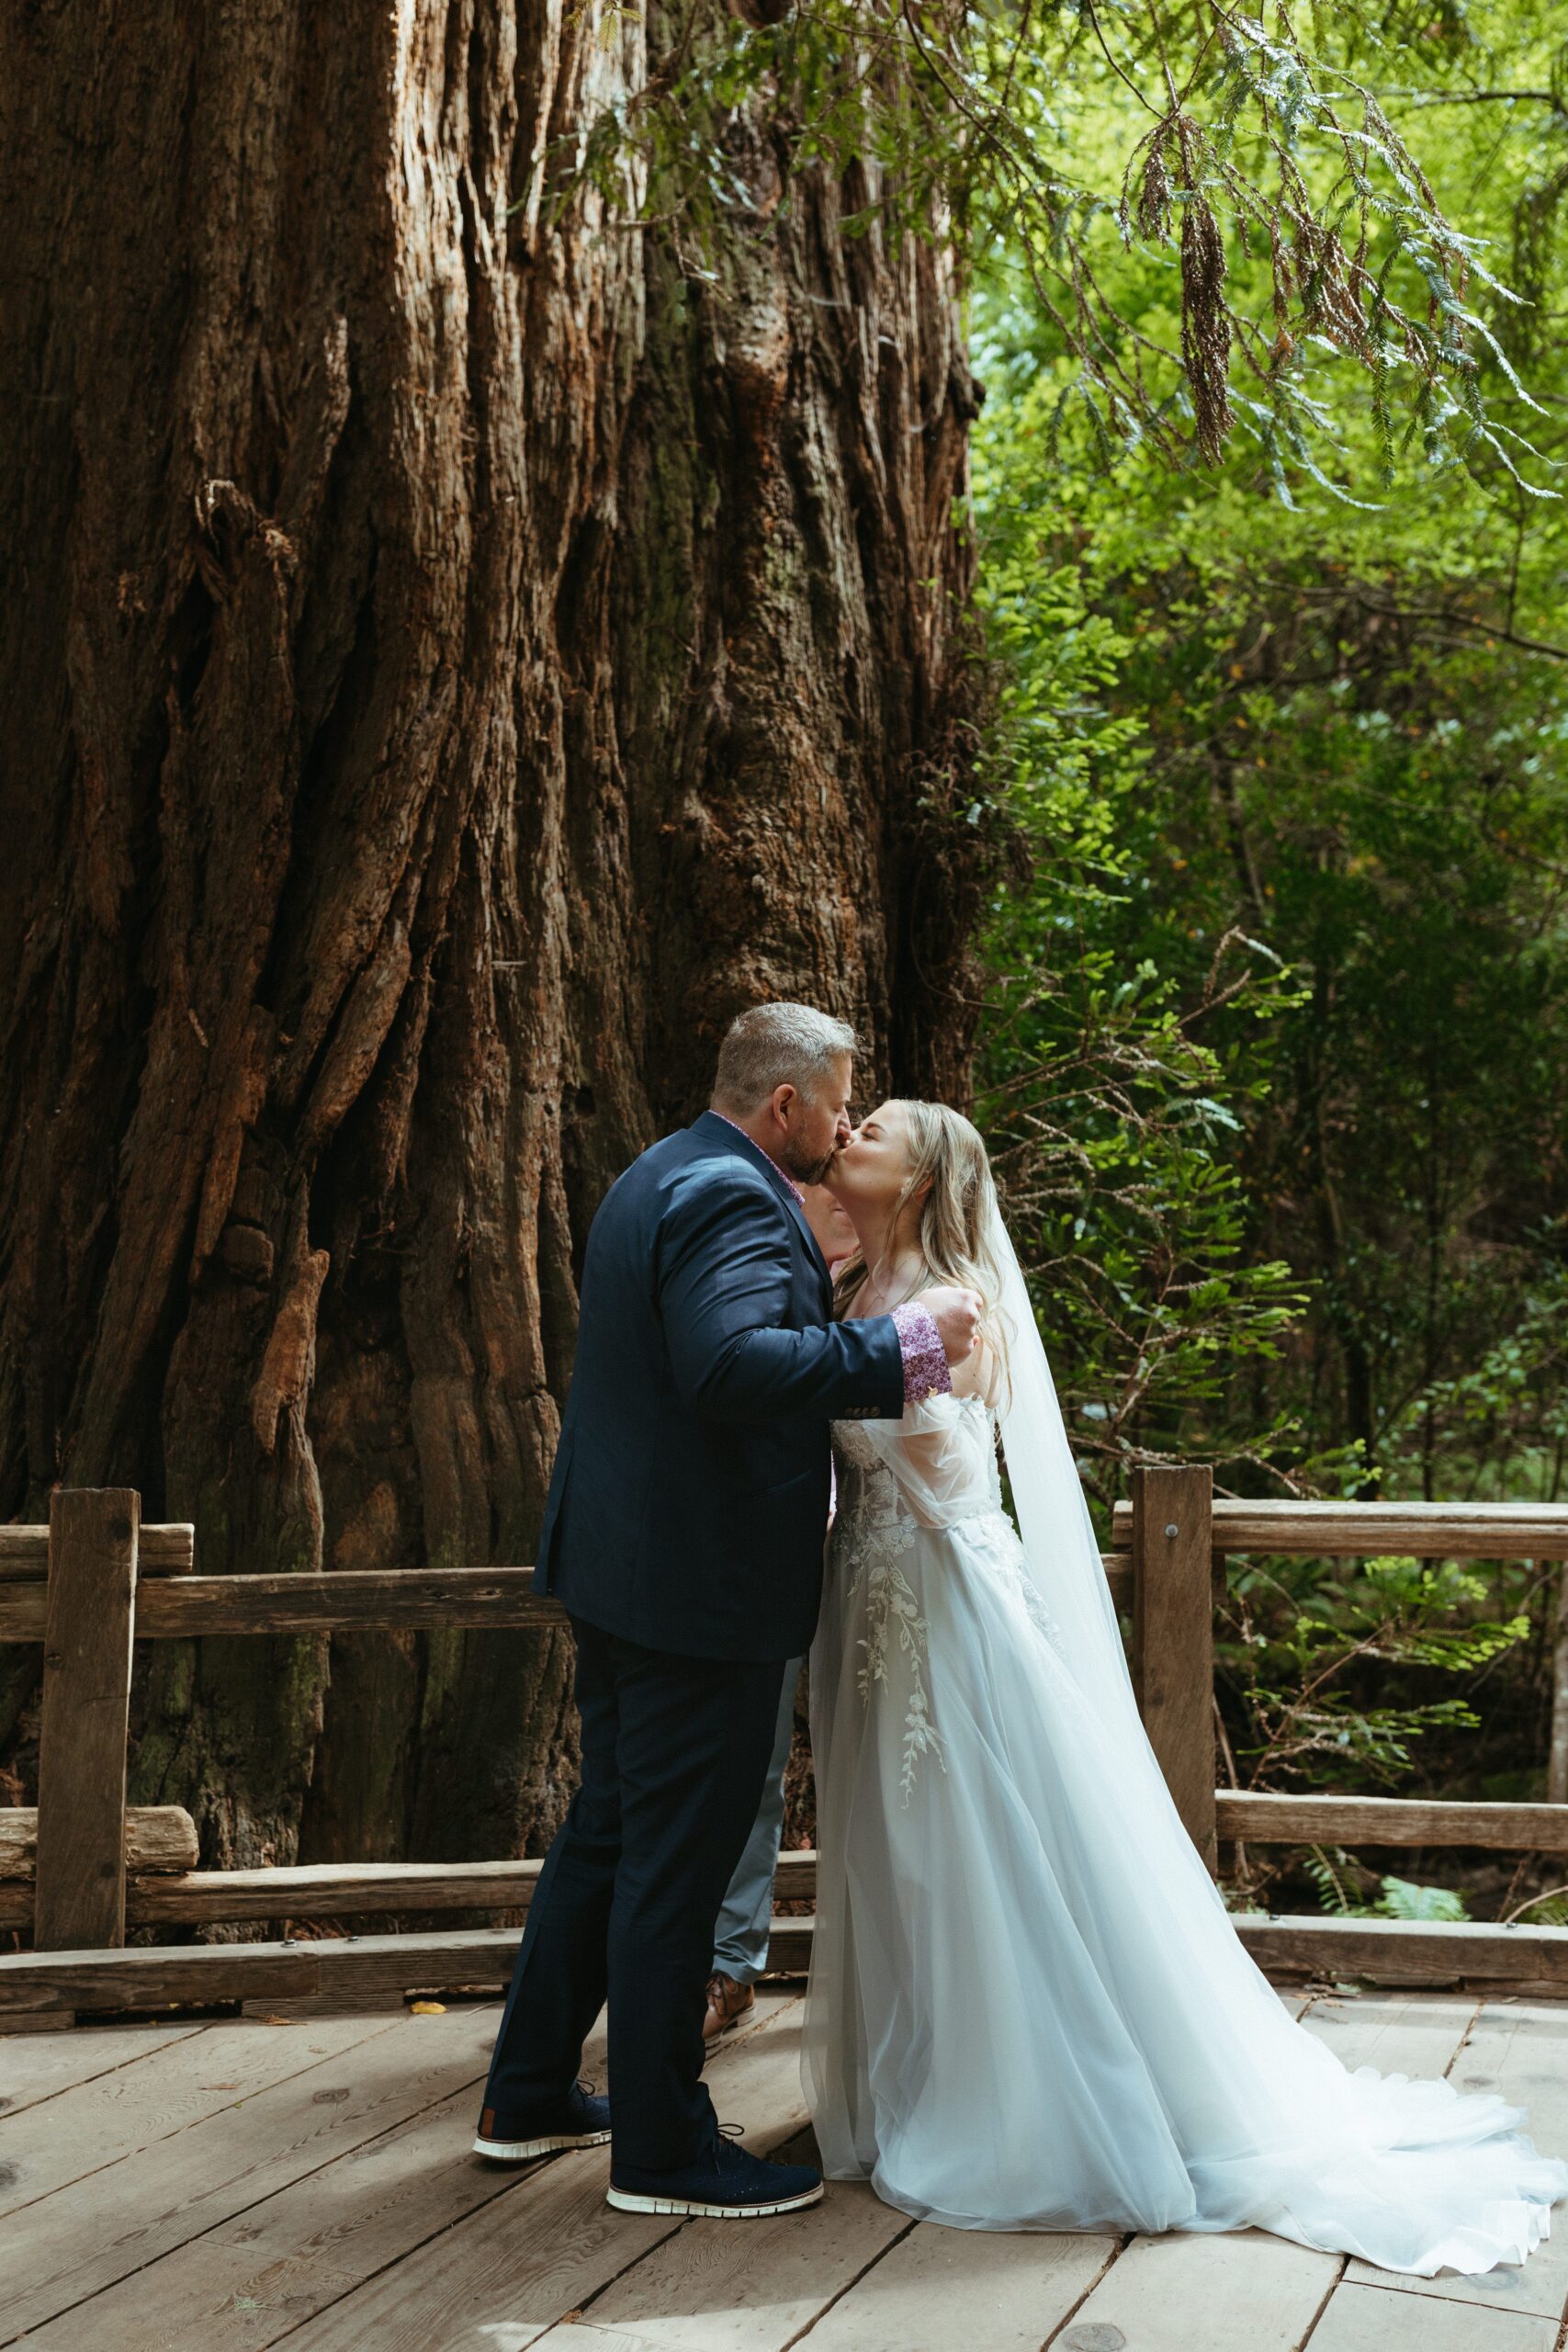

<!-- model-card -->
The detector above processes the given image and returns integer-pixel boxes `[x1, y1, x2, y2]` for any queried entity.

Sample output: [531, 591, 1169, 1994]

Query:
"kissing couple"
[472, 1002, 1564, 2276]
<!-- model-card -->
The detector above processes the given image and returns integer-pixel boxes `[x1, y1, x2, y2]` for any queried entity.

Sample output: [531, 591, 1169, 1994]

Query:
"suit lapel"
[690, 1112, 833, 1299]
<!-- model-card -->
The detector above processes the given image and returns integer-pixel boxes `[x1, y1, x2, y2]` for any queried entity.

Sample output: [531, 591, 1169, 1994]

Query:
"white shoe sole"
[473, 2128, 611, 2163]
[605, 2180, 824, 2218]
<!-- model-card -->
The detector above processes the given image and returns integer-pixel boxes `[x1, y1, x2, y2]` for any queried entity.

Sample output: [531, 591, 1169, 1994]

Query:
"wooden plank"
[33, 1487, 140, 1951]
[1134, 1464, 1217, 1870]
[530, 2330, 667, 2350]
[123, 1858, 547, 1925]
[1235, 1915, 1568, 1990]
[0, 2001, 506, 2343]
[26, 1786, 1568, 1942]
[0, 1804, 197, 1885]
[0, 2007, 401, 2228]
[135, 1565, 567, 1636]
[0, 1925, 524, 2016]
[1219, 1792, 1568, 1854]
[1, 1804, 197, 1917]
[1, 1854, 812, 1937]
[281, 2000, 815, 2352]
[1304, 2281, 1557, 2350]
[1299, 1992, 1476, 2078]
[0, 2018, 202, 2117]
[1112, 1497, 1568, 1560]
[1342, 2001, 1568, 2322]
[121, 1849, 816, 1926]
[11, 1911, 1562, 2024]
[1049, 2225, 1338, 2352]
[0, 1564, 569, 1643]
[764, 1917, 812, 1974]
[767, 1853, 813, 1902]
[0, 1559, 1131, 1642]
[0, 1583, 46, 1638]
[0, 1521, 192, 1575]
[35, 1996, 796, 2352]
[687, 1912, 1568, 1998]
[0, 1556, 1138, 1645]
[794, 2220, 1115, 2351]
[533, 2177, 911, 2351]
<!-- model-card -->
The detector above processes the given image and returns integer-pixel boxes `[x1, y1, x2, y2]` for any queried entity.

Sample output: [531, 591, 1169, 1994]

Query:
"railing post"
[34, 1487, 141, 1951]
[1133, 1464, 1216, 1873]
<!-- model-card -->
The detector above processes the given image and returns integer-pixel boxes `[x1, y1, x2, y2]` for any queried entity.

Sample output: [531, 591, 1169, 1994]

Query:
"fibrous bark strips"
[0, 0, 982, 1887]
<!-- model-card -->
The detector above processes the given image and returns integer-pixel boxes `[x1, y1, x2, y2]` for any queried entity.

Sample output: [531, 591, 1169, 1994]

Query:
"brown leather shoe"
[702, 1971, 755, 2042]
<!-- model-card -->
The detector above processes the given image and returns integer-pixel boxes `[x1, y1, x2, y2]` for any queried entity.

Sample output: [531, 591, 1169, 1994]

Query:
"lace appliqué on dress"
[843, 1499, 946, 1805]
[856, 1538, 944, 1806]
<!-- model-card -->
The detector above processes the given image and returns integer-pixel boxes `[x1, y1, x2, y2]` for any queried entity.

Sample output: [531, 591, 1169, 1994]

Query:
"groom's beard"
[781, 1138, 840, 1188]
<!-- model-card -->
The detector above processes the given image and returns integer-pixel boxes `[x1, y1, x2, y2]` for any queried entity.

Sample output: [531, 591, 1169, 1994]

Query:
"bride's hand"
[915, 1285, 982, 1365]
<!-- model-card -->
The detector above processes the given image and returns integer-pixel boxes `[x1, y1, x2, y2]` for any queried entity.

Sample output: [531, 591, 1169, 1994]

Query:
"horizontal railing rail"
[1111, 1495, 1568, 1559]
[0, 1555, 1136, 1641]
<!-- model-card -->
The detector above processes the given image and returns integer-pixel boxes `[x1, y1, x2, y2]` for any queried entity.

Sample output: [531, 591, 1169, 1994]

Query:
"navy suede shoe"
[606, 2130, 823, 2218]
[473, 2078, 611, 2163]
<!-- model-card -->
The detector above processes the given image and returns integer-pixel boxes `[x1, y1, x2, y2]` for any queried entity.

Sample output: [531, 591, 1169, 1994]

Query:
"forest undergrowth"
[966, 0, 1568, 1922]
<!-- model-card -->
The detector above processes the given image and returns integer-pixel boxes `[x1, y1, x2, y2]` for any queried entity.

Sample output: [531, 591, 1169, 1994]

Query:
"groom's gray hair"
[712, 1002, 858, 1114]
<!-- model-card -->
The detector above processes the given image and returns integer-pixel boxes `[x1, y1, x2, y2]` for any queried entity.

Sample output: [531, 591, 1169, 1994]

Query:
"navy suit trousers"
[481, 1617, 786, 2172]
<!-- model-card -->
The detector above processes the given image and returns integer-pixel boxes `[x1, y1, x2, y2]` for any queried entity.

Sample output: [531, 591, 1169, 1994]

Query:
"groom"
[474, 1002, 978, 2218]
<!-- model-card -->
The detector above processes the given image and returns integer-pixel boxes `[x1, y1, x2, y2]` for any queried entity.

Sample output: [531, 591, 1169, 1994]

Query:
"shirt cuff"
[890, 1302, 953, 1405]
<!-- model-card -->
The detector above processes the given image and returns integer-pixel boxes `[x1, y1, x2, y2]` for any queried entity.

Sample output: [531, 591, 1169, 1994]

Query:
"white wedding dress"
[804, 1220, 1568, 2275]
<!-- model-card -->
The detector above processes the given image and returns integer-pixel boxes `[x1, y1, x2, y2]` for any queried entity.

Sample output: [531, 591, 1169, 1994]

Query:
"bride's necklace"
[860, 1252, 924, 1317]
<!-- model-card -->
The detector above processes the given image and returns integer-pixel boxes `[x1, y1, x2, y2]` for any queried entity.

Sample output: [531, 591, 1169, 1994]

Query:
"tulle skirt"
[804, 1502, 1568, 2276]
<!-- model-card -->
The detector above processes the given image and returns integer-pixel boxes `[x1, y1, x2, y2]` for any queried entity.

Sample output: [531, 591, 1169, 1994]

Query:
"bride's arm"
[948, 1329, 1002, 1408]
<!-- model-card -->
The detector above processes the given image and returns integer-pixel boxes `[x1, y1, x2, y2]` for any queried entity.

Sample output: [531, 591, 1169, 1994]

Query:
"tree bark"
[0, 0, 981, 1887]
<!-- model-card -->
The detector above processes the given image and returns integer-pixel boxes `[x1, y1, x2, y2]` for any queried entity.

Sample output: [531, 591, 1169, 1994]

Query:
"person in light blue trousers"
[702, 1182, 857, 2041]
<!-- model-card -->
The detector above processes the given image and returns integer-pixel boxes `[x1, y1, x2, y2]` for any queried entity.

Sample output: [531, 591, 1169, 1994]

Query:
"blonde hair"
[834, 1101, 1010, 1402]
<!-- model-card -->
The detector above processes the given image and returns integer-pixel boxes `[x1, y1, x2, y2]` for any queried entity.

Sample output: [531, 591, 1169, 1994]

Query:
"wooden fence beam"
[0, 1522, 192, 1577]
[20, 1789, 1568, 1939]
[1101, 1553, 1133, 1611]
[0, 1555, 1134, 1643]
[8, 1905, 1568, 2018]
[1217, 1791, 1568, 1852]
[1234, 1911, 1568, 1989]
[33, 1489, 141, 1951]
[773, 1914, 1568, 1990]
[125, 1858, 546, 1925]
[0, 1566, 566, 1642]
[0, 1845, 819, 1932]
[0, 1807, 198, 1929]
[1112, 1497, 1568, 1561]
[1134, 1463, 1216, 1872]
[0, 1804, 197, 1881]
[0, 1928, 521, 2017]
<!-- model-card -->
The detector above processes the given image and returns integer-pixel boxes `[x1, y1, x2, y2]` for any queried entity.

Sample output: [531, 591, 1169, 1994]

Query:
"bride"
[804, 1097, 1568, 2276]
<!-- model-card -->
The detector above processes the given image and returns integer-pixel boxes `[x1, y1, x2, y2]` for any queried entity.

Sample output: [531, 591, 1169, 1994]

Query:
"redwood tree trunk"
[0, 0, 981, 1890]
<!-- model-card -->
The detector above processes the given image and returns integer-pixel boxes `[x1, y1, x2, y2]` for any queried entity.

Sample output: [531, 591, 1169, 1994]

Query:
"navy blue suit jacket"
[536, 1112, 907, 1661]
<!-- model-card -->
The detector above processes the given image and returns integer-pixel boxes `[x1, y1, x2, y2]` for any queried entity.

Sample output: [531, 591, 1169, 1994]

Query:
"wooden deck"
[4, 1986, 1567, 2350]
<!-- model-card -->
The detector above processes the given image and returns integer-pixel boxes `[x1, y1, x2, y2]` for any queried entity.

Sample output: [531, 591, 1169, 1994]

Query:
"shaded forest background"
[968, 0, 1568, 1925]
[3, 0, 1566, 1938]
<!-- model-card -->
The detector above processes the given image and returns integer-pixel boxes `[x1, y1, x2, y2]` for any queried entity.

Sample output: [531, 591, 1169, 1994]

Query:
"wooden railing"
[4, 1474, 1568, 2024]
